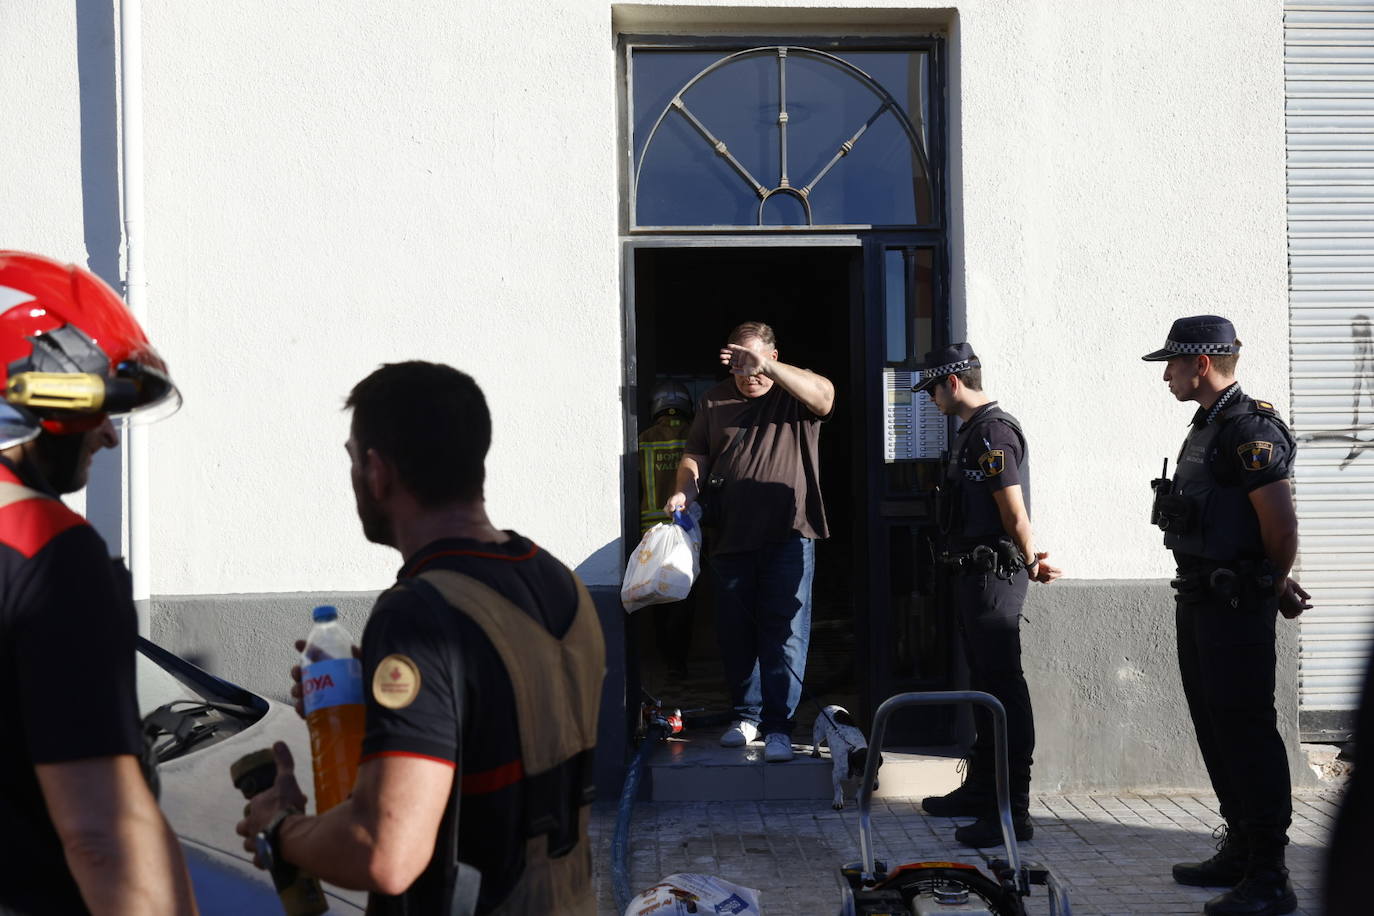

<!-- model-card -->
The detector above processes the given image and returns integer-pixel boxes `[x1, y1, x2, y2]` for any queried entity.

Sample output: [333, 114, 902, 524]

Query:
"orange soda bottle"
[300, 605, 364, 813]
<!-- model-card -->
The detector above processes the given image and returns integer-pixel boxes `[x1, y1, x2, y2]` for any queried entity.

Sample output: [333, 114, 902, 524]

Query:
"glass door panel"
[862, 238, 953, 744]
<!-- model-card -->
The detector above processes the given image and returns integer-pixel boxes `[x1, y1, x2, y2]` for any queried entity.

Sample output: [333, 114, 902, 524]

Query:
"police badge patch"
[1238, 441, 1274, 471]
[978, 449, 1006, 478]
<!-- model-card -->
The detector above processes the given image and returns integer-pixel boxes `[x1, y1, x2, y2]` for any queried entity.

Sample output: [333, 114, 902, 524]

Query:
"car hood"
[157, 697, 366, 913]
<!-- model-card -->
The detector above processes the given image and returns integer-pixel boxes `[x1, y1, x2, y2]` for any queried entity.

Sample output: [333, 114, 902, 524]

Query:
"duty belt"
[1171, 561, 1276, 609]
[939, 539, 1025, 581]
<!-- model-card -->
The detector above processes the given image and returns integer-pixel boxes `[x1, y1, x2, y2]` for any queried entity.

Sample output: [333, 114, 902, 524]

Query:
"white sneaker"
[720, 720, 760, 747]
[764, 733, 794, 762]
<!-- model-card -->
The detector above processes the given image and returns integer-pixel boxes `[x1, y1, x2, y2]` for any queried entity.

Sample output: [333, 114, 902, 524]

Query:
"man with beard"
[237, 361, 604, 915]
[0, 252, 196, 914]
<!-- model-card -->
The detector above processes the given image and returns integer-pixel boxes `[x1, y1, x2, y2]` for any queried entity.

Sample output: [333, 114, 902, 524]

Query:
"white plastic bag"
[620, 514, 701, 612]
[624, 873, 761, 916]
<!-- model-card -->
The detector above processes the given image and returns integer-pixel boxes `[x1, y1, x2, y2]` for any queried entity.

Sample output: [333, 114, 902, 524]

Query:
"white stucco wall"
[2, 0, 1287, 593]
[950, 1, 1290, 578]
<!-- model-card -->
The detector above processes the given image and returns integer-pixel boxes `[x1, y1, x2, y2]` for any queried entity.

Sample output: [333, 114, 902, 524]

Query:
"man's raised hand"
[720, 344, 769, 378]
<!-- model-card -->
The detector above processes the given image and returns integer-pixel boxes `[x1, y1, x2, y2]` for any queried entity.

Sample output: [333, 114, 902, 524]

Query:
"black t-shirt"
[360, 534, 580, 915]
[0, 460, 143, 915]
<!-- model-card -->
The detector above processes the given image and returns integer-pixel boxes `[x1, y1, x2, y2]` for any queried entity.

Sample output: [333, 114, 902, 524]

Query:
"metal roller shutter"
[1286, 1, 1374, 740]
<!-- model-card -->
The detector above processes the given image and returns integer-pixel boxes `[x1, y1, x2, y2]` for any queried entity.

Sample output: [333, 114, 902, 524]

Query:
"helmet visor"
[120, 379, 182, 427]
[108, 360, 182, 425]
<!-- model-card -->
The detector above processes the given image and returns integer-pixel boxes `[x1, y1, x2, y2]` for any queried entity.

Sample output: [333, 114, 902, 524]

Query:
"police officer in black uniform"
[1144, 316, 1311, 916]
[912, 343, 1062, 848]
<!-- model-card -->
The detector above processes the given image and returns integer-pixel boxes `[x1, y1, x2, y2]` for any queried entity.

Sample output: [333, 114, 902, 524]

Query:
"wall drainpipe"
[120, 0, 151, 635]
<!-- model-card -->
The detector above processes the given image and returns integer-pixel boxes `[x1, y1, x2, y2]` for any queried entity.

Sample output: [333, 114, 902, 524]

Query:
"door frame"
[619, 232, 950, 738]
[856, 231, 954, 739]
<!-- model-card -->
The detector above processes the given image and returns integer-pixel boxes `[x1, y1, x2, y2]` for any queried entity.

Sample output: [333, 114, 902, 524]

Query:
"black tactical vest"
[940, 405, 1030, 546]
[1164, 396, 1294, 564]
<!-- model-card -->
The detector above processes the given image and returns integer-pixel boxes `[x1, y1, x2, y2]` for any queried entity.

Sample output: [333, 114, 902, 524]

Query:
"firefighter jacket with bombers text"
[940, 403, 1030, 549]
[638, 413, 689, 532]
[416, 570, 604, 916]
[360, 535, 603, 916]
[1162, 385, 1296, 566]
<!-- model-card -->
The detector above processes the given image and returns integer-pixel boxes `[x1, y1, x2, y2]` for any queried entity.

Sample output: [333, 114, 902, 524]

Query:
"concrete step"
[644, 735, 965, 803]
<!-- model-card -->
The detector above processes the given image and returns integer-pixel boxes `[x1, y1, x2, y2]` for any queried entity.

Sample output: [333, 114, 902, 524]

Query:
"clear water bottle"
[300, 605, 364, 813]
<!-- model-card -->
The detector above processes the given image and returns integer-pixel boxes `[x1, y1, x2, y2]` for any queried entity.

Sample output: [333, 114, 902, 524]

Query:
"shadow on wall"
[576, 539, 624, 587]
[75, 0, 126, 546]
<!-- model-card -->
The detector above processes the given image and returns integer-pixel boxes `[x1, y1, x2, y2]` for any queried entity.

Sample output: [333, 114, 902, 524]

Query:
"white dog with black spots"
[810, 705, 882, 810]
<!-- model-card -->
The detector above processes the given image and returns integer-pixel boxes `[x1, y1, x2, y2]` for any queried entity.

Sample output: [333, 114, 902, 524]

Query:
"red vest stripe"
[460, 758, 525, 795]
[0, 494, 85, 558]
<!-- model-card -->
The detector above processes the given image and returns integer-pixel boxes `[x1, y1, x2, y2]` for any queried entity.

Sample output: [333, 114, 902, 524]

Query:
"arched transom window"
[629, 44, 939, 229]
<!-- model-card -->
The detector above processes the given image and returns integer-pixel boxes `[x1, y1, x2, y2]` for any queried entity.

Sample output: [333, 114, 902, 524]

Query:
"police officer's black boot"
[1202, 833, 1297, 916]
[922, 757, 994, 817]
[1173, 824, 1248, 887]
[952, 787, 1032, 849]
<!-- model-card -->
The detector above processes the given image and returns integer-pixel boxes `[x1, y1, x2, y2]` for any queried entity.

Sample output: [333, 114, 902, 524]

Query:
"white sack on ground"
[623, 873, 762, 915]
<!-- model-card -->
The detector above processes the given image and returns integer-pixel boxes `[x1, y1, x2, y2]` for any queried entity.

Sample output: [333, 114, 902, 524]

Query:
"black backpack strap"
[395, 575, 482, 916]
[710, 409, 754, 480]
[710, 390, 774, 472]
[717, 423, 749, 468]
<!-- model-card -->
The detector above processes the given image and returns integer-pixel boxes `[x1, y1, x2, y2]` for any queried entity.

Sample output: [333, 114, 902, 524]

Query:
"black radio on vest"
[1150, 396, 1294, 564]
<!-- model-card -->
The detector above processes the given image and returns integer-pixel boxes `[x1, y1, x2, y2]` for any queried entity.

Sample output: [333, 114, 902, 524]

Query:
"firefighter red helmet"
[0, 251, 180, 448]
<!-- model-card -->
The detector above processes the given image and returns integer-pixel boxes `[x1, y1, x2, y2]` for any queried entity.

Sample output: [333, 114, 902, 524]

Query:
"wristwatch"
[254, 808, 297, 872]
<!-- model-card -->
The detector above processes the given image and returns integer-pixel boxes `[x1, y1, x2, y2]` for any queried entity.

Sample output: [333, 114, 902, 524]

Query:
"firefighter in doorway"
[640, 381, 694, 679]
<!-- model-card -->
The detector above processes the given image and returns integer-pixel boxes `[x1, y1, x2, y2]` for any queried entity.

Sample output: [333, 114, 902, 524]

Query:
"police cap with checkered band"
[911, 342, 981, 393]
[1141, 315, 1240, 362]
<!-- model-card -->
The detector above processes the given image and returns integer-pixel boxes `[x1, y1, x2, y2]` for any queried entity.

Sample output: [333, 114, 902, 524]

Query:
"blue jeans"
[709, 536, 815, 737]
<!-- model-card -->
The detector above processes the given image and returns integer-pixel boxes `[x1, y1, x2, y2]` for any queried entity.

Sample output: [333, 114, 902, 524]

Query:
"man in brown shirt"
[665, 322, 834, 763]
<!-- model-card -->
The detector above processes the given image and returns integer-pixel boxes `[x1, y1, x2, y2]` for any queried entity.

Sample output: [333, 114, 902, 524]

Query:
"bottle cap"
[312, 605, 339, 623]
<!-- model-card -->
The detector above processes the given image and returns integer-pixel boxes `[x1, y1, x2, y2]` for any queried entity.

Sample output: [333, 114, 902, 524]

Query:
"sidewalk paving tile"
[590, 790, 1338, 915]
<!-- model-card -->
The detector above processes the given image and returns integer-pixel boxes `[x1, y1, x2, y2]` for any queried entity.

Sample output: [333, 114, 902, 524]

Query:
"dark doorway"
[630, 246, 862, 742]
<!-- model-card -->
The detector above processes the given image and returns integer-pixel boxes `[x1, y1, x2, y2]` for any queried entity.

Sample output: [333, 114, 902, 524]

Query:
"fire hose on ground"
[611, 700, 682, 914]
